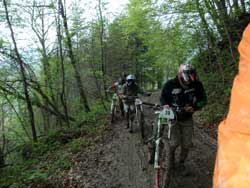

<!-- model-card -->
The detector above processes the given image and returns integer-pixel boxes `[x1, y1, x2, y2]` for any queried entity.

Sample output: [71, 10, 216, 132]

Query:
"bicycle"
[124, 96, 145, 139]
[146, 105, 177, 188]
[111, 92, 119, 123]
[107, 90, 123, 123]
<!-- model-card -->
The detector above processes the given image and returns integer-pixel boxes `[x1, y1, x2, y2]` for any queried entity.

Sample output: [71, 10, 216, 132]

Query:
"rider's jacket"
[160, 76, 207, 120]
[109, 81, 123, 94]
[121, 83, 145, 104]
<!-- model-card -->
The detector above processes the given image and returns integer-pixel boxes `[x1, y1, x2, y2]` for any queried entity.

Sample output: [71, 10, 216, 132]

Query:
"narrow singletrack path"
[56, 92, 216, 188]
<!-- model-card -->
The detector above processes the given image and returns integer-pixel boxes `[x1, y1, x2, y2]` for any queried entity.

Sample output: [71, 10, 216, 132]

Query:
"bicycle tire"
[138, 111, 145, 139]
[155, 168, 166, 188]
[111, 106, 115, 123]
[129, 108, 133, 133]
[155, 142, 172, 188]
[119, 100, 124, 117]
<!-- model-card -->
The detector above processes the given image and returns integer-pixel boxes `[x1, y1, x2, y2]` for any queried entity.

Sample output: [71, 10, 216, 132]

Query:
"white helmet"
[126, 74, 136, 86]
[126, 74, 136, 81]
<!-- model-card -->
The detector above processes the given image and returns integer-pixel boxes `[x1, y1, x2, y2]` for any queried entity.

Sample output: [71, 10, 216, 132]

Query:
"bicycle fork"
[128, 105, 135, 132]
[154, 138, 161, 169]
[154, 119, 162, 169]
[167, 122, 173, 139]
[154, 119, 163, 188]
[154, 119, 173, 188]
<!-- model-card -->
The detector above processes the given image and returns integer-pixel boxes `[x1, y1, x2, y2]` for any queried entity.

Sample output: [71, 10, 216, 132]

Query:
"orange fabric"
[213, 24, 250, 188]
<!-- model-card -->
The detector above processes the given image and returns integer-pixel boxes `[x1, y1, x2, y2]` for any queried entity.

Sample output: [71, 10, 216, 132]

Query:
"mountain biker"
[107, 75, 127, 117]
[121, 74, 150, 131]
[148, 63, 207, 175]
[107, 75, 126, 92]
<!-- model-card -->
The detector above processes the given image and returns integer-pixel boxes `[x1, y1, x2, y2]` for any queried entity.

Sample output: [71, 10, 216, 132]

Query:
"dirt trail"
[57, 92, 216, 188]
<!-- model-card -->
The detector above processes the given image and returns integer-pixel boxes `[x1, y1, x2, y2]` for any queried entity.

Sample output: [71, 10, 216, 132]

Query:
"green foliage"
[0, 101, 107, 188]
[1, 0, 248, 187]
[23, 170, 49, 185]
[52, 152, 72, 170]
[76, 101, 108, 125]
[68, 137, 91, 154]
[0, 160, 50, 188]
[19, 139, 62, 160]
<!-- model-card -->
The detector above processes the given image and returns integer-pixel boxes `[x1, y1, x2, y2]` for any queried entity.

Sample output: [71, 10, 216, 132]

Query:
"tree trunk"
[0, 149, 4, 168]
[0, 105, 5, 167]
[205, 0, 236, 63]
[3, 0, 37, 142]
[233, 0, 240, 14]
[89, 31, 107, 111]
[56, 0, 70, 126]
[59, 0, 90, 112]
[4, 93, 31, 140]
[98, 0, 107, 97]
[196, 0, 215, 49]
[240, 0, 246, 13]
[30, 3, 59, 131]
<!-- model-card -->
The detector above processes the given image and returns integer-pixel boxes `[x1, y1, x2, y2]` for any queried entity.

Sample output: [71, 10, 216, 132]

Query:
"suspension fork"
[111, 99, 114, 111]
[167, 122, 173, 139]
[154, 119, 162, 169]
[135, 103, 142, 120]
[154, 138, 161, 169]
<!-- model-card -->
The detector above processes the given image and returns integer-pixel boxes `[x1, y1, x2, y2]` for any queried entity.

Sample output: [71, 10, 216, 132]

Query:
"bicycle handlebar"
[123, 96, 138, 100]
[142, 102, 188, 112]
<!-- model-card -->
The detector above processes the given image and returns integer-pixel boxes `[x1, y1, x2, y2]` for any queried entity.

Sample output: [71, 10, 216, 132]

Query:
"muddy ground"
[54, 92, 217, 188]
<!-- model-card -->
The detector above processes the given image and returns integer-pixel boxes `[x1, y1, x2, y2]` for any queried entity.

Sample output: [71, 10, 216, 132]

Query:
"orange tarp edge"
[213, 24, 250, 188]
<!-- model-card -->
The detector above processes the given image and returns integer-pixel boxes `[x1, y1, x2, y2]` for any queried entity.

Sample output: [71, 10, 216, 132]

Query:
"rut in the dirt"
[55, 93, 217, 188]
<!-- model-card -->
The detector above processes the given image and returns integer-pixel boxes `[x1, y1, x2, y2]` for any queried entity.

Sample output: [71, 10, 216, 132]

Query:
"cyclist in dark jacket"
[121, 74, 150, 130]
[150, 63, 207, 175]
[160, 66, 207, 119]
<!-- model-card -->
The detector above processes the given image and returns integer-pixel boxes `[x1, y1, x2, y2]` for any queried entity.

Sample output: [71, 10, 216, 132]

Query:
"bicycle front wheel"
[111, 106, 116, 123]
[155, 142, 172, 188]
[138, 110, 145, 139]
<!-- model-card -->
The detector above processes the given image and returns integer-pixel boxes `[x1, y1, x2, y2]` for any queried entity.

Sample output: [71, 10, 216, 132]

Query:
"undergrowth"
[0, 104, 108, 188]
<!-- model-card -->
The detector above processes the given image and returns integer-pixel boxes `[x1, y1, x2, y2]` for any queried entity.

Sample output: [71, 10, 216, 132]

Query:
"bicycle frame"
[126, 97, 143, 118]
[110, 92, 121, 123]
[111, 93, 119, 111]
[153, 107, 176, 188]
[126, 97, 144, 136]
[134, 98, 143, 122]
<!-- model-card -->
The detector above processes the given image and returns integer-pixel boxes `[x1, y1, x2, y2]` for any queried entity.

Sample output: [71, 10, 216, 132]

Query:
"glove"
[184, 106, 194, 113]
[153, 104, 160, 109]
[163, 105, 170, 109]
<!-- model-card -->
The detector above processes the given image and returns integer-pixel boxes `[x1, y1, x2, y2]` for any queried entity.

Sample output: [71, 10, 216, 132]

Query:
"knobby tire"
[111, 104, 116, 123]
[155, 142, 172, 188]
[139, 111, 145, 139]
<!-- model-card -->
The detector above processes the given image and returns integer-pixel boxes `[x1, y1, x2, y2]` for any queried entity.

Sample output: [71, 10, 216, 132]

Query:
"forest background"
[0, 0, 249, 187]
